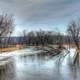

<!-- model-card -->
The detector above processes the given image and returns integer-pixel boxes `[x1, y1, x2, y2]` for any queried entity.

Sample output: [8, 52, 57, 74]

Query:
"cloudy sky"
[0, 0, 80, 36]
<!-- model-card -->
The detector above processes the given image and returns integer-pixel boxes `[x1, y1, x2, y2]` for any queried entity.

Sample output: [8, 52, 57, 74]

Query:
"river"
[0, 48, 80, 80]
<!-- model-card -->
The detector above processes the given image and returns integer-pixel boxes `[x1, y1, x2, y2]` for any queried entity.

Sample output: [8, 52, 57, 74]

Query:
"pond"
[0, 48, 80, 80]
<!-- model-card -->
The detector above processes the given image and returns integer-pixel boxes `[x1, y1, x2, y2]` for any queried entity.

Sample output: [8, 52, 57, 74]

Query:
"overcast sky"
[0, 0, 80, 36]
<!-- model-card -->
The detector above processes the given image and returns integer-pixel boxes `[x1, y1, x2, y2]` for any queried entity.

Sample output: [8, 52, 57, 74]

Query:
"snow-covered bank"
[60, 48, 76, 65]
[0, 52, 15, 68]
[15, 48, 44, 56]
[0, 48, 44, 67]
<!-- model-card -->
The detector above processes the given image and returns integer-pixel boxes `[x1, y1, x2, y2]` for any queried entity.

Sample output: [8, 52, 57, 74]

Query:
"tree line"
[0, 14, 80, 50]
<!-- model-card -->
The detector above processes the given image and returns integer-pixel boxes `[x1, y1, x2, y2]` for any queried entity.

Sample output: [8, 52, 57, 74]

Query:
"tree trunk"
[73, 52, 79, 66]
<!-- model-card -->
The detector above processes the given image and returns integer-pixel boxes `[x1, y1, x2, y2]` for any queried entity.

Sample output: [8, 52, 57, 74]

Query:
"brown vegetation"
[0, 44, 23, 52]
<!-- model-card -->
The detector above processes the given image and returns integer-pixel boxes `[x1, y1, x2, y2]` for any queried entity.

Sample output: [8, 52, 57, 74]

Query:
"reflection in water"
[0, 61, 16, 80]
[0, 54, 80, 80]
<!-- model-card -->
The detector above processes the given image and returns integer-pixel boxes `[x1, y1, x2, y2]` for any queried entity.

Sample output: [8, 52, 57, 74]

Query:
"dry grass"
[0, 44, 24, 52]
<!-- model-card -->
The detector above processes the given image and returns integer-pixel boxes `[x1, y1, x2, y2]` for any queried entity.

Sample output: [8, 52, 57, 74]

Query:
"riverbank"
[0, 44, 78, 53]
[0, 44, 24, 52]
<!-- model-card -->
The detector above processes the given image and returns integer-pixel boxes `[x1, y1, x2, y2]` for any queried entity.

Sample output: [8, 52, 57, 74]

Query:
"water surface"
[0, 49, 80, 80]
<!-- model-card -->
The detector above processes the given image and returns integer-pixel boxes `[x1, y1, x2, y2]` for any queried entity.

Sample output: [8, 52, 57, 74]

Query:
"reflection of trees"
[0, 61, 15, 80]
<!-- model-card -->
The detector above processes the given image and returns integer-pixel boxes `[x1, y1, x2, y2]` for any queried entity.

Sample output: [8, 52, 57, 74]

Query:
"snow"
[61, 48, 76, 65]
[68, 48, 76, 58]
[13, 48, 44, 56]
[0, 52, 15, 67]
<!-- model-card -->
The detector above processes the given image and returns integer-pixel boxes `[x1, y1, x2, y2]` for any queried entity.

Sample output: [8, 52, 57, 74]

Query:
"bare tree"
[56, 33, 63, 49]
[0, 14, 14, 48]
[67, 35, 70, 49]
[27, 31, 35, 45]
[67, 20, 80, 65]
[21, 30, 54, 46]
[22, 30, 27, 45]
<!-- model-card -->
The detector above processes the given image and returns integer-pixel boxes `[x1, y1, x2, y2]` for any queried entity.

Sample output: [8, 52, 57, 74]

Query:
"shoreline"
[0, 44, 24, 52]
[0, 44, 77, 52]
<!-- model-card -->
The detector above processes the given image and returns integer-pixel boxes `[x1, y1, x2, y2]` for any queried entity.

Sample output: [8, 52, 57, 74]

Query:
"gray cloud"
[0, 0, 80, 25]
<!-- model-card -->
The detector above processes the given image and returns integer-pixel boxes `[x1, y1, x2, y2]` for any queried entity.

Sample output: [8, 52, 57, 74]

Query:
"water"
[0, 49, 80, 80]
